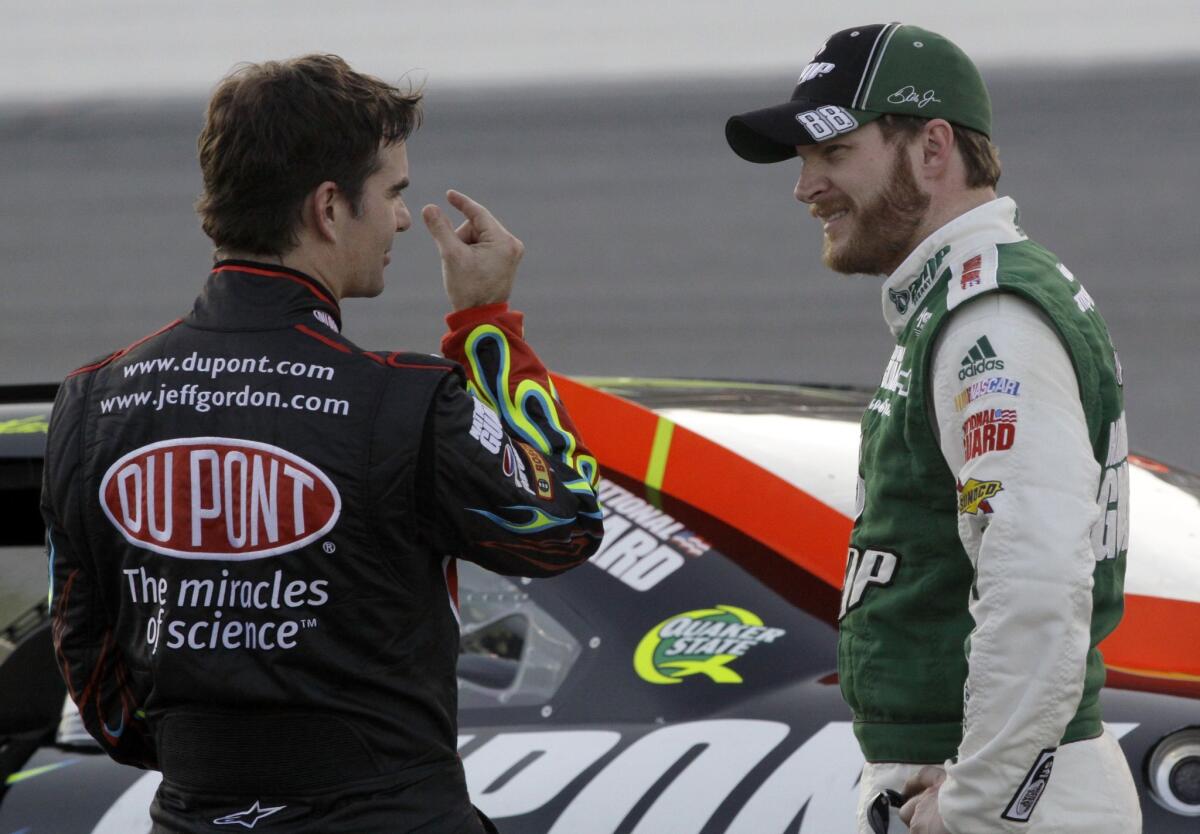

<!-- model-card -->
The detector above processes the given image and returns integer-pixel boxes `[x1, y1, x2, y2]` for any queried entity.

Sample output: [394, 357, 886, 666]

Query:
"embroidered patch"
[1002, 748, 1055, 822]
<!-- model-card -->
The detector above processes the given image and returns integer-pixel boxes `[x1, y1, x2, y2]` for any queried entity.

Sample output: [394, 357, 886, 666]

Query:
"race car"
[1, 376, 1198, 832]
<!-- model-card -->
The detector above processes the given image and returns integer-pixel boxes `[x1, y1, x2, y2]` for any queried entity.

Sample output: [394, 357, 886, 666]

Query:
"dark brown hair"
[877, 114, 1001, 190]
[196, 54, 422, 256]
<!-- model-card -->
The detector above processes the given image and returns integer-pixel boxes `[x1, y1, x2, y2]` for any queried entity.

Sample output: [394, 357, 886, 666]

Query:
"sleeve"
[930, 294, 1100, 832]
[430, 303, 604, 576]
[41, 380, 156, 769]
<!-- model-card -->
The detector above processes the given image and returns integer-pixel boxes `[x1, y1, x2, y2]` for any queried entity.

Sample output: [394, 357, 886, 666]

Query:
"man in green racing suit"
[725, 22, 1138, 834]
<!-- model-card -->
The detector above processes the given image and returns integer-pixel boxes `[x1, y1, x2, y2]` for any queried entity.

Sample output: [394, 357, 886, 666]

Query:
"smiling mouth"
[821, 209, 849, 233]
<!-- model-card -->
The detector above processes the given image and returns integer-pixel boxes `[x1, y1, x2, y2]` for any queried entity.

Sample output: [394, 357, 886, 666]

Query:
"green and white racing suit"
[839, 197, 1139, 832]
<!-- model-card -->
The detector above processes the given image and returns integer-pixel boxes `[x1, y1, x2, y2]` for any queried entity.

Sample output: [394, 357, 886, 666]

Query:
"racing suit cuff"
[443, 302, 518, 334]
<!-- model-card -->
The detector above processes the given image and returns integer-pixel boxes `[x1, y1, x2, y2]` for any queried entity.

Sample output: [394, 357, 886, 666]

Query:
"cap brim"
[725, 100, 880, 163]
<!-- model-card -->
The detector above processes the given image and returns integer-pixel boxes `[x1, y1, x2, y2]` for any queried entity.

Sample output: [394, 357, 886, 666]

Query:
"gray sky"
[3, 0, 1196, 103]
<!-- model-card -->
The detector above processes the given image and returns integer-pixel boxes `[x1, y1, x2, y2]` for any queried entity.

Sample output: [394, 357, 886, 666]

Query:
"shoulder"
[944, 239, 1069, 313]
[361, 350, 460, 374]
[65, 318, 185, 380]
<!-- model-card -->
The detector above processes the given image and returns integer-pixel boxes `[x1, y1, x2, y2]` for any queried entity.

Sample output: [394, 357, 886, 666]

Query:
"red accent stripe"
[446, 559, 459, 606]
[362, 351, 385, 365]
[385, 352, 448, 371]
[1105, 668, 1200, 700]
[212, 264, 336, 307]
[552, 374, 852, 589]
[67, 319, 183, 378]
[1100, 594, 1200, 682]
[294, 324, 351, 354]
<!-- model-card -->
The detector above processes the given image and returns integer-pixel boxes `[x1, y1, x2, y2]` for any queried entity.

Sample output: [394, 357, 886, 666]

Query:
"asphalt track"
[2, 62, 1197, 471]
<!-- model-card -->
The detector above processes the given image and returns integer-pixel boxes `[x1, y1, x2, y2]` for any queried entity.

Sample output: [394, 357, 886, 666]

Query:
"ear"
[305, 181, 342, 244]
[919, 119, 956, 174]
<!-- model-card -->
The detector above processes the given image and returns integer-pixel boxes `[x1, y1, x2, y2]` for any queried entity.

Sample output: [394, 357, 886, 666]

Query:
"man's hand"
[899, 766, 951, 834]
[422, 189, 524, 312]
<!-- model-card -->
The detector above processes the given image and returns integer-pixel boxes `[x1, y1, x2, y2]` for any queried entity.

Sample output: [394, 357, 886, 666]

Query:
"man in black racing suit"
[41, 55, 603, 833]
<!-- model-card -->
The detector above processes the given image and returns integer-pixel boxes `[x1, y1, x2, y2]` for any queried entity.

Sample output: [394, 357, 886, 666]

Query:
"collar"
[880, 196, 1026, 337]
[189, 260, 343, 333]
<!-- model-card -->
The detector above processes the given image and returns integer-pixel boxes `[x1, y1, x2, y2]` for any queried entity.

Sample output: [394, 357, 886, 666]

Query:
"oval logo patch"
[99, 436, 341, 560]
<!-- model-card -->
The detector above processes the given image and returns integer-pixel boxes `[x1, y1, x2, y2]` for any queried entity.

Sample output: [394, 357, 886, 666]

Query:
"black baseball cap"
[726, 23, 992, 163]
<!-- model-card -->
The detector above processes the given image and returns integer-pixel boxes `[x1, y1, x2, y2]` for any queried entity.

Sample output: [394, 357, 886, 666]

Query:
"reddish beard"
[822, 143, 931, 276]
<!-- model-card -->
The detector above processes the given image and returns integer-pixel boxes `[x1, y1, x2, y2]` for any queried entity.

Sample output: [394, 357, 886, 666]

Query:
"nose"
[794, 162, 827, 205]
[395, 202, 411, 233]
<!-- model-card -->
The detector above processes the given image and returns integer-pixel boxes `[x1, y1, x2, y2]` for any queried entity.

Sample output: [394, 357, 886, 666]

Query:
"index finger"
[901, 765, 945, 799]
[446, 189, 499, 228]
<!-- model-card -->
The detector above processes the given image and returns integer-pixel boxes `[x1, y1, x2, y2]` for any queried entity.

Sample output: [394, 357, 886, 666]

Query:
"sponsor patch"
[797, 61, 835, 83]
[962, 409, 1018, 461]
[954, 376, 1021, 411]
[947, 246, 999, 310]
[957, 478, 1003, 515]
[99, 437, 341, 560]
[888, 246, 949, 315]
[311, 309, 339, 333]
[957, 336, 1005, 380]
[469, 397, 504, 454]
[634, 605, 785, 685]
[839, 547, 899, 619]
[1073, 286, 1096, 313]
[590, 480, 702, 591]
[912, 309, 933, 335]
[960, 254, 983, 290]
[1002, 748, 1055, 822]
[1056, 262, 1075, 284]
[518, 442, 554, 500]
[878, 345, 911, 397]
[501, 441, 534, 496]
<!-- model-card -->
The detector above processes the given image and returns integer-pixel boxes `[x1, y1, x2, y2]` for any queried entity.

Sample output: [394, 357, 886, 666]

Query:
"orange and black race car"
[1, 377, 1198, 832]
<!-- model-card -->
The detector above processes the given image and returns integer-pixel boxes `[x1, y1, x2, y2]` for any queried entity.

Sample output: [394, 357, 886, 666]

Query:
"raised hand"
[422, 189, 524, 312]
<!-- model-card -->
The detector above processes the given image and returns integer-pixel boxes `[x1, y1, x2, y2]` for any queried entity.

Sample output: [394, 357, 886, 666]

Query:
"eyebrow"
[389, 178, 410, 195]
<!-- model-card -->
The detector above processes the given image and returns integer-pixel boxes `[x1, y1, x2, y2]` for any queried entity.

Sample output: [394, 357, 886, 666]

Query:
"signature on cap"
[888, 86, 942, 108]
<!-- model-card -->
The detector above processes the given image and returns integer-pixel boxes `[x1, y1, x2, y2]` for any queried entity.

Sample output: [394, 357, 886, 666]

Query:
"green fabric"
[838, 237, 1125, 763]
[859, 24, 993, 137]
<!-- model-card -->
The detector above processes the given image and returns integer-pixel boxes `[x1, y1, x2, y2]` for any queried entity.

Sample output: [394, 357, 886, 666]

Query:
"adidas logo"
[958, 336, 1005, 380]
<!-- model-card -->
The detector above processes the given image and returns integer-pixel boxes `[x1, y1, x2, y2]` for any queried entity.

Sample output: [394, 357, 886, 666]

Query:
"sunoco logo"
[100, 437, 340, 560]
[633, 605, 784, 685]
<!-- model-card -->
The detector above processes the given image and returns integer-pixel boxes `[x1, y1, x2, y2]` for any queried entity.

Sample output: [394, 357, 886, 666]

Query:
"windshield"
[456, 562, 581, 709]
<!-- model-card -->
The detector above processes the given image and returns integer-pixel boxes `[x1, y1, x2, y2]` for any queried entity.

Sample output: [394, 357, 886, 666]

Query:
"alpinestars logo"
[1003, 749, 1055, 822]
[958, 336, 1005, 380]
[214, 800, 286, 828]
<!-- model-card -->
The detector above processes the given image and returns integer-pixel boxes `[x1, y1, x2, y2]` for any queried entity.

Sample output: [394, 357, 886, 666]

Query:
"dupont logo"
[99, 437, 341, 560]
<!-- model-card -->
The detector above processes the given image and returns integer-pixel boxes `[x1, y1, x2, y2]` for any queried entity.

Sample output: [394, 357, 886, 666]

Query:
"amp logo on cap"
[100, 437, 341, 560]
[795, 106, 858, 141]
[798, 62, 835, 84]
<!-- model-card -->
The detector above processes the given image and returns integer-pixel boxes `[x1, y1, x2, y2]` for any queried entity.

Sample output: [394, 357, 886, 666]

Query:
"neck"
[217, 248, 342, 302]
[907, 187, 997, 261]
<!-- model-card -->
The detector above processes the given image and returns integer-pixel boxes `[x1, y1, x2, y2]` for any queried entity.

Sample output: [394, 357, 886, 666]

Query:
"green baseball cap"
[726, 23, 992, 163]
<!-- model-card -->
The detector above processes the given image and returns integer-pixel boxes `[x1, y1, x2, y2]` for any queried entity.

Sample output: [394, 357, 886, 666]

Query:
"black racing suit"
[41, 261, 604, 833]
